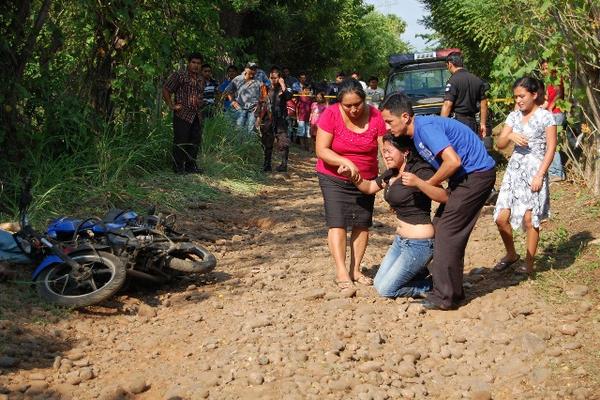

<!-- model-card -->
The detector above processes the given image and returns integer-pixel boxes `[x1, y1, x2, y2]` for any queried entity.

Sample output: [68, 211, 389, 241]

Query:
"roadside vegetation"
[420, 0, 600, 194]
[0, 0, 409, 223]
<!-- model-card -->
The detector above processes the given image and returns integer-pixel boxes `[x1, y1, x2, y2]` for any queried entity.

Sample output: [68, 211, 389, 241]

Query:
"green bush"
[0, 110, 263, 224]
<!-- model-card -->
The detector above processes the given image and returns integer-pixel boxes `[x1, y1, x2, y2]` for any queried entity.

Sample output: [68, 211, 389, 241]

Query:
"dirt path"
[1, 151, 599, 400]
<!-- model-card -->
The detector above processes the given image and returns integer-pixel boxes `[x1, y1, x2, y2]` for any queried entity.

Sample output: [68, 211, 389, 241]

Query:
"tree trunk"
[0, 0, 51, 162]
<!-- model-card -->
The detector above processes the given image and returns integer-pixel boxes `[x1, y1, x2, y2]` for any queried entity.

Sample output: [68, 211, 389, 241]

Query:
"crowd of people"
[162, 51, 561, 311]
[315, 56, 559, 311]
[162, 54, 386, 173]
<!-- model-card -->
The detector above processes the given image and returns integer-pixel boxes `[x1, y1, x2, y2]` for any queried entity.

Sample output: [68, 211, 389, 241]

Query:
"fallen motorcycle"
[58, 207, 218, 284]
[14, 180, 127, 307]
[13, 179, 217, 307]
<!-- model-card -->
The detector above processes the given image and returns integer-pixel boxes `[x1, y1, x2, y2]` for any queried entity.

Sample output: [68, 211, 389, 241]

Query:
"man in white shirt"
[351, 71, 367, 90]
[365, 76, 384, 108]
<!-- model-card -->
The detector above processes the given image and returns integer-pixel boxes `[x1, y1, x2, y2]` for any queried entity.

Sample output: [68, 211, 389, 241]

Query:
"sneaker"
[549, 175, 564, 183]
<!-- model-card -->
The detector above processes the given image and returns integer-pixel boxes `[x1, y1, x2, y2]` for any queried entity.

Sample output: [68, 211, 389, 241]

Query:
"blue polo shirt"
[218, 79, 232, 110]
[413, 116, 495, 179]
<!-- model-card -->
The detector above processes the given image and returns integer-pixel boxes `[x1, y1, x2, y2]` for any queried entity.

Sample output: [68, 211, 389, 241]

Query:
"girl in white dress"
[493, 77, 557, 276]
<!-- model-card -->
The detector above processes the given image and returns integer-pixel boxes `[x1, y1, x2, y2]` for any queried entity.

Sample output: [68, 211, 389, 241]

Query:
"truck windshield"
[387, 68, 450, 97]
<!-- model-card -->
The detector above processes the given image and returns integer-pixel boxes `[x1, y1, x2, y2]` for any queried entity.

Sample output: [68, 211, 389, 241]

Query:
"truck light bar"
[389, 48, 461, 67]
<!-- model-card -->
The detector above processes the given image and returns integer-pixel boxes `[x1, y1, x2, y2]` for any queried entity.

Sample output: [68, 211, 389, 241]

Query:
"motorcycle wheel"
[36, 251, 126, 307]
[167, 243, 217, 274]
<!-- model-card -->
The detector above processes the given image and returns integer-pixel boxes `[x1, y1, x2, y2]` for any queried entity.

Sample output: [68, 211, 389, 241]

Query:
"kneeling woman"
[341, 134, 448, 298]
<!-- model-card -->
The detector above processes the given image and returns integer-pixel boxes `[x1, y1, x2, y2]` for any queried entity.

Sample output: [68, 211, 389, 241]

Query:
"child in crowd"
[309, 91, 328, 151]
[286, 97, 298, 144]
[296, 87, 313, 151]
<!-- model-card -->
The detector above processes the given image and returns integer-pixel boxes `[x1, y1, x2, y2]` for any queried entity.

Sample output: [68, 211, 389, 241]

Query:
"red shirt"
[296, 95, 312, 122]
[316, 104, 386, 180]
[546, 80, 563, 114]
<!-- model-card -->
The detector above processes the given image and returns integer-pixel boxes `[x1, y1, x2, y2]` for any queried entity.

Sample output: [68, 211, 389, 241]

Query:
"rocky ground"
[1, 150, 599, 400]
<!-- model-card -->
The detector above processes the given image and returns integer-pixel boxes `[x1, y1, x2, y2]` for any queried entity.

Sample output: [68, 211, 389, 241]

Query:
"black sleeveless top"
[383, 158, 436, 225]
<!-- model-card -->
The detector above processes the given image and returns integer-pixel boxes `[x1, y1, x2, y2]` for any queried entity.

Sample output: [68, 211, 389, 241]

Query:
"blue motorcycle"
[49, 208, 218, 284]
[13, 180, 216, 307]
[14, 180, 127, 307]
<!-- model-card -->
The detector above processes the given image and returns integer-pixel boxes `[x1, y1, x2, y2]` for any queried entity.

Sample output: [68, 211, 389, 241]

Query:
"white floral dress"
[493, 108, 555, 230]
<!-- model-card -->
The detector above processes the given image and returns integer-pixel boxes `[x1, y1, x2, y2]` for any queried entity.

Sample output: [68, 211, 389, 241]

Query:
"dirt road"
[1, 152, 599, 400]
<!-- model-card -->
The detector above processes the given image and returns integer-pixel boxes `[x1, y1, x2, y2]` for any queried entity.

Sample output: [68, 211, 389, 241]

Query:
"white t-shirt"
[366, 87, 384, 108]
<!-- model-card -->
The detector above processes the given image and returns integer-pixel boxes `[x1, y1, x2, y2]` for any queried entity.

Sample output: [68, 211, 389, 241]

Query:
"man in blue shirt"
[381, 92, 496, 310]
[218, 65, 238, 111]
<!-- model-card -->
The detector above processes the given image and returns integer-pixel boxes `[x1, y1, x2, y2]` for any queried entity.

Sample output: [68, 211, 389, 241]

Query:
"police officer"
[440, 52, 488, 139]
[441, 52, 498, 205]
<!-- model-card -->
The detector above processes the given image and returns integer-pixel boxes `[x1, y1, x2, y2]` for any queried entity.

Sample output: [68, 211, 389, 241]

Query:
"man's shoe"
[418, 299, 458, 311]
[275, 164, 287, 172]
[263, 164, 272, 172]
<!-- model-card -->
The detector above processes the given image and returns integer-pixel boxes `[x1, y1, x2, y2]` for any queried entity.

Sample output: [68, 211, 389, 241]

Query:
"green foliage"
[241, 0, 408, 80]
[420, 0, 600, 193]
[0, 110, 263, 225]
[0, 0, 410, 218]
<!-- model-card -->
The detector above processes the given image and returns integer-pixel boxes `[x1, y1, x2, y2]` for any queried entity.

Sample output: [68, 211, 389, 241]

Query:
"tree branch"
[15, 0, 52, 79]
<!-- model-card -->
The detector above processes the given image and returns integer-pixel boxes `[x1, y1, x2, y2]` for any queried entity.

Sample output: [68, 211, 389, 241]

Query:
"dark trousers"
[261, 119, 275, 169]
[455, 115, 478, 135]
[173, 114, 202, 172]
[261, 111, 287, 168]
[427, 168, 496, 308]
[455, 115, 493, 152]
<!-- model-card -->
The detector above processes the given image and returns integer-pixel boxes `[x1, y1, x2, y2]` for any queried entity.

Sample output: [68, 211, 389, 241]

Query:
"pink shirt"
[310, 102, 327, 126]
[316, 104, 386, 180]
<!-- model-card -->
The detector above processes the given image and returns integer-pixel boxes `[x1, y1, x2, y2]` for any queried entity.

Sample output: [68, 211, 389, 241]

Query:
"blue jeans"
[374, 236, 434, 298]
[548, 112, 565, 179]
[234, 108, 257, 136]
[297, 120, 310, 138]
[548, 151, 565, 179]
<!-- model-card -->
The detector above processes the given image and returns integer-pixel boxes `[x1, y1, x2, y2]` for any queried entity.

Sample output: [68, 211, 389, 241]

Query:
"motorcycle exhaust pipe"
[126, 269, 166, 283]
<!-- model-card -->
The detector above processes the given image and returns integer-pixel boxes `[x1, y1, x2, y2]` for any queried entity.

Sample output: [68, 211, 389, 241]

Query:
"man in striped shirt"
[163, 52, 205, 174]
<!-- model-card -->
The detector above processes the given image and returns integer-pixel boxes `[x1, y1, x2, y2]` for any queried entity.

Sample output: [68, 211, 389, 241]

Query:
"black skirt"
[318, 173, 375, 228]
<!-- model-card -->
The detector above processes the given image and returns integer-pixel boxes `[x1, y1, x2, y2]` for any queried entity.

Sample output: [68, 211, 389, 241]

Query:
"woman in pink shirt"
[315, 79, 386, 289]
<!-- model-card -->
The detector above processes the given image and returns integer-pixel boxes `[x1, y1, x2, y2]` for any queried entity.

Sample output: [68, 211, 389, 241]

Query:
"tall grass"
[0, 110, 264, 224]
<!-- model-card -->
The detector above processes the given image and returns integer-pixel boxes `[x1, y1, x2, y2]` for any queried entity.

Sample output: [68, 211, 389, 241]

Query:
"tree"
[420, 0, 600, 194]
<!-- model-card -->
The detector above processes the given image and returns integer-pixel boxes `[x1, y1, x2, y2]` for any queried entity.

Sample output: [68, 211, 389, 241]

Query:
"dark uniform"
[444, 69, 487, 135]
[259, 81, 289, 171]
[446, 70, 497, 204]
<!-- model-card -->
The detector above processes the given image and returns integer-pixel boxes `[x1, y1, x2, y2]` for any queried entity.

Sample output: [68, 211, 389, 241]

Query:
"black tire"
[36, 251, 126, 307]
[167, 243, 217, 274]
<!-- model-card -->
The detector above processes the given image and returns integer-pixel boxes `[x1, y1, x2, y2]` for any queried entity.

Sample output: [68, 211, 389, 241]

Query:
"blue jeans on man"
[374, 236, 434, 298]
[234, 108, 257, 136]
[549, 112, 566, 180]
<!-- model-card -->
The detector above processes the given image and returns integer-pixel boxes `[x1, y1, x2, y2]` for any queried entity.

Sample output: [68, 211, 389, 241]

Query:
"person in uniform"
[441, 52, 498, 204]
[440, 52, 488, 138]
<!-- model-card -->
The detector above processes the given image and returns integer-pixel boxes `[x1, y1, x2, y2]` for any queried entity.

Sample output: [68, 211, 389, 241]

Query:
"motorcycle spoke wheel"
[37, 251, 126, 308]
